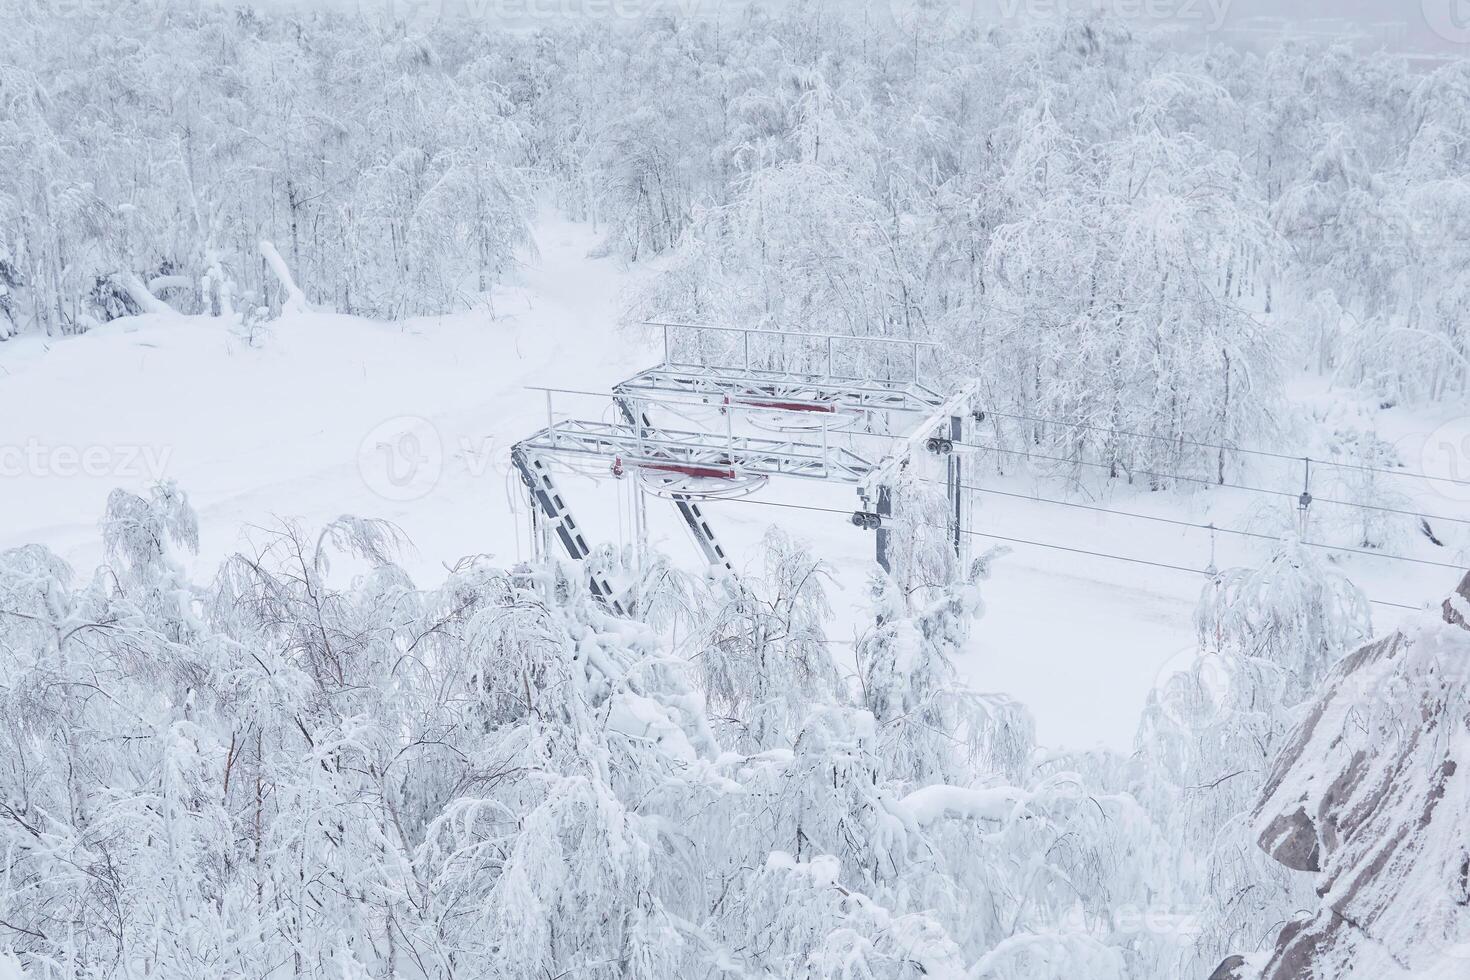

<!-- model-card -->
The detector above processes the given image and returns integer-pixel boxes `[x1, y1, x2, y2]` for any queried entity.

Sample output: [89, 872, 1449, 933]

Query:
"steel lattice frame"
[516, 418, 878, 484]
[511, 322, 972, 612]
[613, 365, 945, 419]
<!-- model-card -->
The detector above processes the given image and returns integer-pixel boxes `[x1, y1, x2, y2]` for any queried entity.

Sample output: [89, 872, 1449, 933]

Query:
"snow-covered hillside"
[0, 215, 647, 571]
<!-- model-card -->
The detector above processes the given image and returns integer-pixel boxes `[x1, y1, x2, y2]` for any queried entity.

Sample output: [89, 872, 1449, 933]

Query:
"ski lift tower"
[509, 321, 973, 613]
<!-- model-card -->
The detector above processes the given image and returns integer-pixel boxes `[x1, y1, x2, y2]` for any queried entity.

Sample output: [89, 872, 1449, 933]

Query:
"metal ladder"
[510, 446, 631, 615]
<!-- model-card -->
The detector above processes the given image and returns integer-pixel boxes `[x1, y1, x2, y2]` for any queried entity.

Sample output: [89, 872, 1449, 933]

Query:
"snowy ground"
[4, 215, 1465, 751]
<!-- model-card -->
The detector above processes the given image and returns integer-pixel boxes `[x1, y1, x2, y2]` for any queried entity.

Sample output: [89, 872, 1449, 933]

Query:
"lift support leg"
[670, 492, 737, 579]
[870, 413, 961, 576]
[614, 397, 737, 580]
[511, 446, 630, 615]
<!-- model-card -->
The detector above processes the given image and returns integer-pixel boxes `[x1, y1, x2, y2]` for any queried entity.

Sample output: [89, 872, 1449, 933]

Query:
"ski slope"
[2, 214, 1462, 752]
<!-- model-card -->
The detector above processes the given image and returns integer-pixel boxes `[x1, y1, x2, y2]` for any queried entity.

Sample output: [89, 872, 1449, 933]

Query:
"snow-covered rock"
[1211, 572, 1470, 979]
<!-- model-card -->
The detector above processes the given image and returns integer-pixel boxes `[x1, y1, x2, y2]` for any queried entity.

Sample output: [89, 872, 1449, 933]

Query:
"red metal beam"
[737, 398, 837, 413]
[640, 461, 739, 480]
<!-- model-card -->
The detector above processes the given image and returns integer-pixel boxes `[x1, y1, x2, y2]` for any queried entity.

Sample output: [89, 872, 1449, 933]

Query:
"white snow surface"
[896, 784, 1030, 826]
[2, 214, 1461, 752]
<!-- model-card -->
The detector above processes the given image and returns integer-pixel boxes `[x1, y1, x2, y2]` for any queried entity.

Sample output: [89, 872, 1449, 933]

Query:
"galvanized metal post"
[632, 477, 646, 611]
[636, 397, 645, 456]
[529, 496, 544, 562]
[947, 414, 963, 558]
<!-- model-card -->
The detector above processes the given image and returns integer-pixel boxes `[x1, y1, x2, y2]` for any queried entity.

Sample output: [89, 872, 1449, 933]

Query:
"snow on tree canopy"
[0, 485, 1187, 979]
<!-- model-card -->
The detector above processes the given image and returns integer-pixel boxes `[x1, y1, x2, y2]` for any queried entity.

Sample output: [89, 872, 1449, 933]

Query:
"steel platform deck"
[515, 418, 878, 485]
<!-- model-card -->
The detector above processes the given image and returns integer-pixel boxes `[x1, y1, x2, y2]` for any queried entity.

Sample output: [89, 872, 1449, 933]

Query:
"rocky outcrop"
[1213, 572, 1470, 979]
[1206, 954, 1248, 980]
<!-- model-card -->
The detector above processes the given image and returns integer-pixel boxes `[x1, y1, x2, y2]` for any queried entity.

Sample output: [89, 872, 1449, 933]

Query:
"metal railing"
[517, 387, 878, 485]
[644, 319, 940, 385]
[613, 365, 945, 417]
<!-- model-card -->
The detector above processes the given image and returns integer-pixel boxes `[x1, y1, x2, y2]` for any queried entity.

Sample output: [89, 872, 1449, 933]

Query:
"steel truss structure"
[511, 322, 971, 613]
[510, 448, 632, 615]
[519, 418, 877, 484]
[614, 366, 945, 420]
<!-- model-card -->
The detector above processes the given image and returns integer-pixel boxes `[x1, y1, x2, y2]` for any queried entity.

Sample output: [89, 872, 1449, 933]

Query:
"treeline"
[3, 6, 1468, 459]
[2, 4, 535, 328]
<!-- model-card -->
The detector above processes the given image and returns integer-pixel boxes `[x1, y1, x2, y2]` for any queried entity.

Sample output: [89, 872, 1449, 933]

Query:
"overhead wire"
[701, 493, 1432, 613]
[955, 440, 1470, 528]
[973, 405, 1470, 489]
[914, 479, 1467, 572]
[945, 524, 1424, 613]
[518, 366, 1461, 615]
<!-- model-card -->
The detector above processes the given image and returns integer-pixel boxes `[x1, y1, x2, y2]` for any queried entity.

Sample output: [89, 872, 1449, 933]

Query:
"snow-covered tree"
[1136, 538, 1373, 973]
[0, 489, 1173, 978]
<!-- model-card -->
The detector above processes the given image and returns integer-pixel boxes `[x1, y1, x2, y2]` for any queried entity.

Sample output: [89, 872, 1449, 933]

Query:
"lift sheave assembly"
[510, 322, 975, 614]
